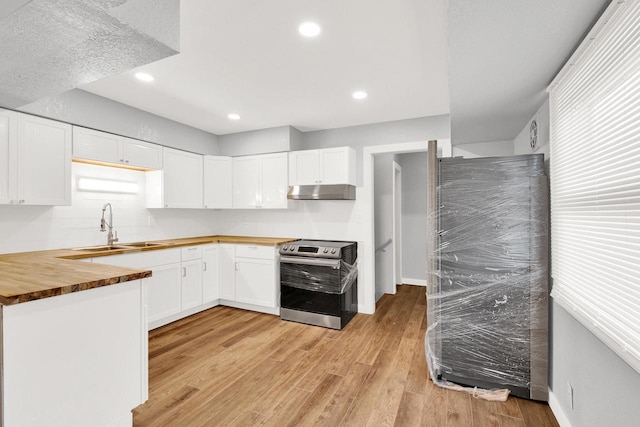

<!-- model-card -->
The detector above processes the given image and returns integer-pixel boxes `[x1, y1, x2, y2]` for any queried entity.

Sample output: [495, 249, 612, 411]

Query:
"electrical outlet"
[567, 382, 574, 410]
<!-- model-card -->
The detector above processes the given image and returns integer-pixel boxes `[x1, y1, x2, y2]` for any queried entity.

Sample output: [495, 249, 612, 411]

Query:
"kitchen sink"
[71, 245, 131, 252]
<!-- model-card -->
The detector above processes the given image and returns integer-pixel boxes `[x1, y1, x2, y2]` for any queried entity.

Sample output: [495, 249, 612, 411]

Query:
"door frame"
[392, 161, 402, 293]
[362, 139, 450, 313]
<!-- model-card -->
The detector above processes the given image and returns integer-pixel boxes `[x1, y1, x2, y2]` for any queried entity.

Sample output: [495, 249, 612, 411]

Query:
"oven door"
[280, 256, 342, 316]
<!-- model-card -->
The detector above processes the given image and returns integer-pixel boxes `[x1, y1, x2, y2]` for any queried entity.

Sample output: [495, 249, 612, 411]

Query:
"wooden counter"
[0, 235, 298, 305]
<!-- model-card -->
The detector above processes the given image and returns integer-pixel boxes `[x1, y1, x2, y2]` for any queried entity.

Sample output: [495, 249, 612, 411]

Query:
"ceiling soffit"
[0, 0, 180, 108]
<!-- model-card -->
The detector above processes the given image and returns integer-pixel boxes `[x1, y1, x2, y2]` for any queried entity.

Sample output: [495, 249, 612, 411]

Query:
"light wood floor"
[134, 285, 559, 427]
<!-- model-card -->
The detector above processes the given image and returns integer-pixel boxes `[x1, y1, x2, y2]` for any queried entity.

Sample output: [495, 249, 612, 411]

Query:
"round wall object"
[530, 119, 538, 150]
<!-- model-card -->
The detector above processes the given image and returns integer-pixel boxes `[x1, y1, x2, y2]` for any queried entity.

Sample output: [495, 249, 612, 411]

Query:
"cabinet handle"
[182, 267, 186, 277]
[203, 262, 207, 272]
[19, 200, 25, 204]
[235, 262, 239, 271]
[165, 204, 169, 208]
[125, 160, 129, 164]
[120, 159, 124, 162]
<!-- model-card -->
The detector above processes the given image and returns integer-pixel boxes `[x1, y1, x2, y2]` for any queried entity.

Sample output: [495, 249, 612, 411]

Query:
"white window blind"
[549, 0, 640, 374]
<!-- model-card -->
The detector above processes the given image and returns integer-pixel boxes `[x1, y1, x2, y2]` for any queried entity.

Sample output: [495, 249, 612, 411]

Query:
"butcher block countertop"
[0, 235, 297, 306]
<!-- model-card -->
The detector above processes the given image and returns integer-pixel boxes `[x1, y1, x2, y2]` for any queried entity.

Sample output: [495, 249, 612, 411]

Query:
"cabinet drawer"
[235, 244, 275, 260]
[181, 245, 202, 261]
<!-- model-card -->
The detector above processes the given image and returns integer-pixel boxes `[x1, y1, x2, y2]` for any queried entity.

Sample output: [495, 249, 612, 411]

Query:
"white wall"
[217, 126, 293, 156]
[18, 89, 219, 155]
[0, 163, 216, 254]
[396, 152, 427, 284]
[452, 139, 514, 158]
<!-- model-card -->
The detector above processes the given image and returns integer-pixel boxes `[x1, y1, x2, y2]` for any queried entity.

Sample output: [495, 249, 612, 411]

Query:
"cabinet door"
[17, 114, 71, 205]
[72, 126, 121, 164]
[218, 244, 236, 300]
[202, 244, 219, 302]
[0, 109, 17, 204]
[181, 259, 203, 310]
[162, 147, 203, 208]
[122, 137, 162, 170]
[289, 150, 319, 185]
[147, 262, 182, 323]
[235, 258, 276, 308]
[260, 153, 288, 209]
[232, 156, 260, 208]
[203, 156, 232, 209]
[319, 147, 356, 185]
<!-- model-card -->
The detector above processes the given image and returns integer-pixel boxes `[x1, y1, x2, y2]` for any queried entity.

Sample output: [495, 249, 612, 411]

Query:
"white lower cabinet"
[181, 246, 203, 311]
[1, 280, 146, 427]
[147, 262, 182, 323]
[219, 244, 279, 315]
[235, 258, 276, 307]
[218, 244, 236, 300]
[202, 244, 219, 303]
[93, 241, 280, 329]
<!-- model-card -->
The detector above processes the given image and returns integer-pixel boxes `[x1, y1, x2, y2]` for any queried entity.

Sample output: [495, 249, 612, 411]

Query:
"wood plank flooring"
[134, 285, 559, 427]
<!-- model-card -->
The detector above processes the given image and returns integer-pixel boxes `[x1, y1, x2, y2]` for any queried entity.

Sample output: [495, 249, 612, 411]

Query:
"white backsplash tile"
[0, 163, 218, 254]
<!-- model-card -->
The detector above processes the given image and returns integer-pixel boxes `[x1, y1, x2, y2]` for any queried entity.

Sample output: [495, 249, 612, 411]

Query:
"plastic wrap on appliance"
[424, 155, 549, 401]
[282, 259, 358, 294]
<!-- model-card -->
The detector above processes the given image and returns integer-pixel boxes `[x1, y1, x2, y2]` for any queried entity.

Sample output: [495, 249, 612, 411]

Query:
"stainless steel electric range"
[279, 240, 358, 330]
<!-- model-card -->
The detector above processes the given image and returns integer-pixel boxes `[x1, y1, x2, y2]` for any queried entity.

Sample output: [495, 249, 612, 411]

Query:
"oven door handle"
[280, 256, 341, 268]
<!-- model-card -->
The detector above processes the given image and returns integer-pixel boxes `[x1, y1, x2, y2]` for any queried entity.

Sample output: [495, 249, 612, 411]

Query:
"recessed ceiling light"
[134, 72, 154, 82]
[352, 91, 368, 100]
[298, 22, 321, 37]
[228, 113, 240, 120]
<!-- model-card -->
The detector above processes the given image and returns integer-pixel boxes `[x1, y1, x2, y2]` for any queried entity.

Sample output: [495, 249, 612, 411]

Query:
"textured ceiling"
[448, 0, 610, 145]
[0, 0, 180, 108]
[80, 0, 450, 135]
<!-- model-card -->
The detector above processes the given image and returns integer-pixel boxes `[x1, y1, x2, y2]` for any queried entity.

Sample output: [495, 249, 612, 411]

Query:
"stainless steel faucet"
[100, 203, 119, 246]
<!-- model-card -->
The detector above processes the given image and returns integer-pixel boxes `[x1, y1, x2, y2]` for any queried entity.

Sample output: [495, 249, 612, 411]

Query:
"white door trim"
[362, 139, 450, 314]
[392, 161, 402, 292]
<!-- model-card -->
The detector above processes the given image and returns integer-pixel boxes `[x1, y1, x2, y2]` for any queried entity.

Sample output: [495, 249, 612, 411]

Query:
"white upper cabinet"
[147, 147, 203, 209]
[121, 137, 163, 170]
[289, 146, 356, 186]
[203, 156, 232, 209]
[232, 152, 288, 209]
[0, 109, 17, 205]
[6, 113, 72, 206]
[288, 149, 319, 185]
[73, 126, 162, 170]
[232, 155, 261, 208]
[260, 153, 288, 209]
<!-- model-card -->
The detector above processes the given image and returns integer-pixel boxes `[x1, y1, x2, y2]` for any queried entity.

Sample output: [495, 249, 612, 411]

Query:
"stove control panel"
[279, 243, 343, 259]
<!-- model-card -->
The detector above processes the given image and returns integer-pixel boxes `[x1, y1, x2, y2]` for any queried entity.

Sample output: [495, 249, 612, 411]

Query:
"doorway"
[362, 139, 451, 314]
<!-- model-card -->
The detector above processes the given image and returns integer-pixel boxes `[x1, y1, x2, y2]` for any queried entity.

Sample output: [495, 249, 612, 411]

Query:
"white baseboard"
[548, 388, 572, 427]
[402, 278, 427, 286]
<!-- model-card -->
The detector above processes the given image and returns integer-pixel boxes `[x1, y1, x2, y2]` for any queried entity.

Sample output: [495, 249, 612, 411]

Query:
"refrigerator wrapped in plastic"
[425, 154, 549, 401]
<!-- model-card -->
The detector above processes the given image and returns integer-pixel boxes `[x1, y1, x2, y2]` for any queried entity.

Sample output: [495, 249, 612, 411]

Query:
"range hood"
[287, 184, 356, 200]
